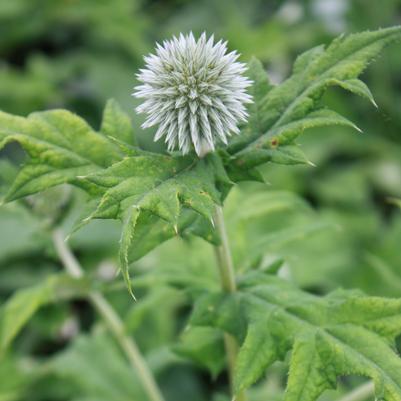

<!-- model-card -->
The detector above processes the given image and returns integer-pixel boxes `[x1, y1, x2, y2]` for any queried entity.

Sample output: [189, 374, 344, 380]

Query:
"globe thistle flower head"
[133, 32, 253, 156]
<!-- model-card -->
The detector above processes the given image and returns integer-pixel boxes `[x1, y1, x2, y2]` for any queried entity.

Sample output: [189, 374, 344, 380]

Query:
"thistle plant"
[134, 32, 252, 156]
[1, 27, 401, 401]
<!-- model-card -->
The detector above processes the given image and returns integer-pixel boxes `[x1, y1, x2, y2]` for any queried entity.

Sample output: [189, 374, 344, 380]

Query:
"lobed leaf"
[1, 27, 401, 295]
[78, 152, 231, 294]
[0, 109, 122, 201]
[191, 272, 401, 400]
[228, 26, 401, 171]
[0, 103, 230, 293]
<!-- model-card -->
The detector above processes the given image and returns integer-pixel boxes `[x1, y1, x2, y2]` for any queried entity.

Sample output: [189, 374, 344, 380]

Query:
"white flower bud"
[133, 32, 252, 156]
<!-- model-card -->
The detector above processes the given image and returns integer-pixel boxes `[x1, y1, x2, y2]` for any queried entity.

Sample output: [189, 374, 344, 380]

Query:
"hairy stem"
[337, 382, 374, 401]
[52, 229, 165, 401]
[213, 205, 246, 401]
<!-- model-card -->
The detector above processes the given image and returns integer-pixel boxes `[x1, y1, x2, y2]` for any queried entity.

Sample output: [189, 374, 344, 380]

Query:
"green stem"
[337, 382, 374, 401]
[52, 229, 165, 401]
[213, 205, 246, 401]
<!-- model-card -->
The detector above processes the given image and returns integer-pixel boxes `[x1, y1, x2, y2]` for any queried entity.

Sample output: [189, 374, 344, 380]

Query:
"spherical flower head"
[133, 32, 253, 157]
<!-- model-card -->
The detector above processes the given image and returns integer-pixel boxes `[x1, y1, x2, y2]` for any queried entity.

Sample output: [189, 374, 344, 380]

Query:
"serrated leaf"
[0, 101, 231, 293]
[0, 109, 122, 201]
[0, 274, 88, 354]
[100, 98, 137, 146]
[191, 272, 401, 400]
[331, 78, 378, 107]
[122, 209, 218, 264]
[229, 26, 401, 171]
[267, 144, 313, 166]
[79, 152, 231, 294]
[233, 108, 358, 168]
[228, 57, 273, 153]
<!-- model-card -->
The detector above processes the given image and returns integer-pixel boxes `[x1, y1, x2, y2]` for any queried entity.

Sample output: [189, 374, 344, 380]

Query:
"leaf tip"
[353, 124, 363, 133]
[129, 288, 138, 302]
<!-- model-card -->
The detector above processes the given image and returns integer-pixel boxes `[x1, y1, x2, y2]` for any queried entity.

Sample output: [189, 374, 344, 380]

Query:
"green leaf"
[50, 333, 146, 401]
[331, 78, 378, 107]
[229, 190, 311, 222]
[0, 355, 31, 401]
[0, 203, 49, 263]
[229, 26, 401, 171]
[0, 274, 88, 355]
[229, 57, 273, 152]
[79, 152, 231, 294]
[266, 144, 313, 166]
[191, 272, 401, 400]
[173, 327, 225, 378]
[0, 101, 231, 294]
[0, 160, 18, 195]
[100, 98, 136, 146]
[224, 187, 333, 271]
[122, 208, 219, 264]
[0, 109, 122, 201]
[234, 107, 358, 168]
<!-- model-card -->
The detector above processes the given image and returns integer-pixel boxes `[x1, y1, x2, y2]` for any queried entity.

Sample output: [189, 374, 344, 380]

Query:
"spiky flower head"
[133, 32, 252, 156]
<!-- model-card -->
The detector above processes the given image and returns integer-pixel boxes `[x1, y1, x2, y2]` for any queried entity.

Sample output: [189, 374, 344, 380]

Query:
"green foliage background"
[0, 1, 401, 400]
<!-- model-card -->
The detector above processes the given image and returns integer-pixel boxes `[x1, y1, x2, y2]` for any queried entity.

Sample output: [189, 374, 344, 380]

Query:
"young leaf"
[0, 109, 122, 201]
[228, 26, 401, 171]
[191, 272, 401, 400]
